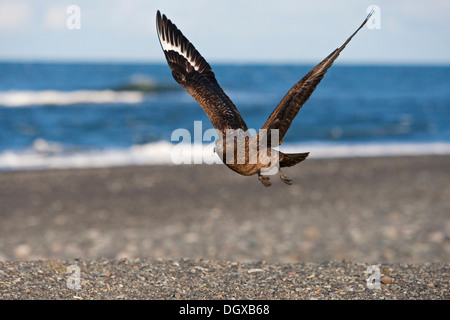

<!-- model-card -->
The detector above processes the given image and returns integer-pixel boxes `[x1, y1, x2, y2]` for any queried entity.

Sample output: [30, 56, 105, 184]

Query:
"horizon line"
[0, 58, 449, 67]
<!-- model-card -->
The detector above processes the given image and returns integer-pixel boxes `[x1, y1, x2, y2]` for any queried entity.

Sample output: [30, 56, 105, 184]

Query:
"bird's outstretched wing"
[156, 11, 248, 133]
[261, 11, 373, 145]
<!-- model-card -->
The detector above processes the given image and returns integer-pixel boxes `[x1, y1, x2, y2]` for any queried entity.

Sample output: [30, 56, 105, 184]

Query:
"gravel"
[0, 259, 448, 299]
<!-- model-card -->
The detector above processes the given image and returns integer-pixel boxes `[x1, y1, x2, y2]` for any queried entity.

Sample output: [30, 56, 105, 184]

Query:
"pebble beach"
[0, 155, 449, 299]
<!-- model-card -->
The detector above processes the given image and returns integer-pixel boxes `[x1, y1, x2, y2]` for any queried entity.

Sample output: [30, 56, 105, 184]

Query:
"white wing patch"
[158, 33, 200, 72]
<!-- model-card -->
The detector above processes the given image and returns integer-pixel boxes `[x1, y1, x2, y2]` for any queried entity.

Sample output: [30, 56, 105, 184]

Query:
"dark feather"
[261, 11, 374, 145]
[156, 11, 248, 133]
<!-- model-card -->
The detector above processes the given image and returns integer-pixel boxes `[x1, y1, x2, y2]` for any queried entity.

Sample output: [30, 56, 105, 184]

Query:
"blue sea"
[0, 62, 449, 170]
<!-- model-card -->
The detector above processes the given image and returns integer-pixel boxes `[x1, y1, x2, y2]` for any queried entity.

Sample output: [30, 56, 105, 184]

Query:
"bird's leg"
[258, 173, 272, 187]
[279, 169, 292, 185]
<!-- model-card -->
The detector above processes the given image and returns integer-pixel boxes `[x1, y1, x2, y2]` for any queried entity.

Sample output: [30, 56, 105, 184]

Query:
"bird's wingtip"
[156, 10, 168, 27]
[365, 6, 375, 24]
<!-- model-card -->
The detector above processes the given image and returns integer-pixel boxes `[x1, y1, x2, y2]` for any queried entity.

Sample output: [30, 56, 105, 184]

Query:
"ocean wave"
[113, 74, 179, 92]
[1, 139, 450, 171]
[0, 90, 145, 107]
[280, 142, 450, 158]
[0, 140, 175, 170]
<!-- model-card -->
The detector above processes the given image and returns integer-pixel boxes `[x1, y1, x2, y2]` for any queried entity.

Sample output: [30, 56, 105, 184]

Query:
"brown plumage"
[156, 10, 372, 186]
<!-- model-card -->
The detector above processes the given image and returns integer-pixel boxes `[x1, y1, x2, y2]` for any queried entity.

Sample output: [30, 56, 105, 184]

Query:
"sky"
[0, 0, 449, 64]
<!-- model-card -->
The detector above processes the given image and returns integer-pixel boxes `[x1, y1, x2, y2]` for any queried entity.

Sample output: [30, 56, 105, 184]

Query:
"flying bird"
[156, 10, 372, 186]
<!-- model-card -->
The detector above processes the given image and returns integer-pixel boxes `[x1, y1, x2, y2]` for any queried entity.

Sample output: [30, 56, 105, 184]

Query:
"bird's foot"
[258, 174, 272, 187]
[279, 170, 292, 185]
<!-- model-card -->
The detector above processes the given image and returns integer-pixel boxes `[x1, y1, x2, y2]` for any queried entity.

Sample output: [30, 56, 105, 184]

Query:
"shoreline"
[2, 141, 450, 172]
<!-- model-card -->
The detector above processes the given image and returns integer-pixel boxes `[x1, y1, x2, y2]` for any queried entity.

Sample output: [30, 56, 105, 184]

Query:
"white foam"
[280, 142, 450, 158]
[1, 140, 449, 171]
[0, 90, 144, 107]
[0, 140, 175, 171]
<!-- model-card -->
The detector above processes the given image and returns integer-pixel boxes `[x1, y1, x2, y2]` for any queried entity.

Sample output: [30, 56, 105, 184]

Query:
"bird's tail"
[279, 152, 309, 168]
